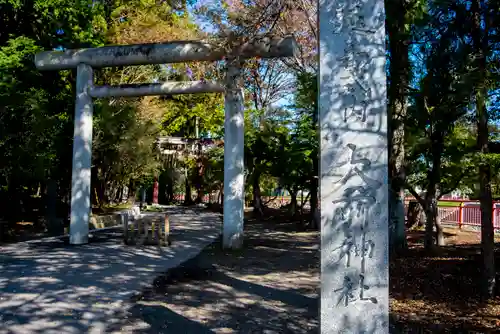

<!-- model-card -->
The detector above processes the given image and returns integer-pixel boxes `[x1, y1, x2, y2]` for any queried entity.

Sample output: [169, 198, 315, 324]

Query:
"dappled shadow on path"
[115, 220, 320, 333]
[0, 206, 221, 334]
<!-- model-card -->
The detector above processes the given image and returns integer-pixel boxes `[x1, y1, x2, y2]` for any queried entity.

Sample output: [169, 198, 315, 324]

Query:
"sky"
[187, 3, 296, 110]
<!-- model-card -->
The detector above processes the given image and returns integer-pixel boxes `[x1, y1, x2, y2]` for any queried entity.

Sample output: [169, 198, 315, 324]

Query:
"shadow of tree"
[390, 240, 500, 332]
[114, 220, 320, 333]
[0, 206, 221, 333]
[121, 304, 216, 333]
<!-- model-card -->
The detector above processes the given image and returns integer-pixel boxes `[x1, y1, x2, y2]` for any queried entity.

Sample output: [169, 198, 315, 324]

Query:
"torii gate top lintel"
[34, 35, 298, 71]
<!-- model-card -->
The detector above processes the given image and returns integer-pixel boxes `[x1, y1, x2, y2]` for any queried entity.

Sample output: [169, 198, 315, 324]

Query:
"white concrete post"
[69, 63, 94, 245]
[222, 61, 245, 249]
[319, 0, 389, 332]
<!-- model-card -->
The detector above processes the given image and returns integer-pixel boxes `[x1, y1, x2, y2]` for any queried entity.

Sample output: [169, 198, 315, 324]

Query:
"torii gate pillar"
[70, 63, 93, 244]
[222, 61, 245, 249]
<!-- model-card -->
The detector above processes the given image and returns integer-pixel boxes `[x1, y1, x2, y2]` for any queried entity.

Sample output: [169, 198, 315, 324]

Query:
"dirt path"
[120, 220, 320, 334]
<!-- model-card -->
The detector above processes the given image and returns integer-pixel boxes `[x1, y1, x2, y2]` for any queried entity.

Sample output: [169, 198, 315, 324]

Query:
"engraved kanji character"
[329, 143, 372, 183]
[355, 240, 375, 258]
[358, 274, 378, 304]
[344, 98, 368, 123]
[332, 221, 356, 267]
[335, 276, 356, 306]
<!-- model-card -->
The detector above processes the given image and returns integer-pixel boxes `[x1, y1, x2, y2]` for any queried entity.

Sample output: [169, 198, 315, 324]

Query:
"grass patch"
[438, 201, 462, 207]
[143, 206, 164, 212]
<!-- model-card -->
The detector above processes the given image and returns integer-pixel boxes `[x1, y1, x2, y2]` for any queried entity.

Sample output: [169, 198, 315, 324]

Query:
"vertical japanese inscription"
[320, 0, 389, 332]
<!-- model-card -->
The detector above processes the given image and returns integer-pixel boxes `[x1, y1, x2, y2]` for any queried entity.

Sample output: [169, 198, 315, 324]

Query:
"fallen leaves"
[390, 227, 500, 332]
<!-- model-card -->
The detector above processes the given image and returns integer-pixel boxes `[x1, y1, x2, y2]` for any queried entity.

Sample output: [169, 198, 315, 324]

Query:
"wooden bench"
[123, 213, 171, 246]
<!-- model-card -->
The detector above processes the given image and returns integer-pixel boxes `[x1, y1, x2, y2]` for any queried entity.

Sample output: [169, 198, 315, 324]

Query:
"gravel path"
[0, 206, 221, 334]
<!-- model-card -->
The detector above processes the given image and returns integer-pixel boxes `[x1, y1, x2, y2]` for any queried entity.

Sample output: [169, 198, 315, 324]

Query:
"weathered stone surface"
[69, 64, 93, 245]
[319, 0, 389, 332]
[123, 214, 171, 247]
[65, 214, 123, 234]
[34, 37, 298, 70]
[89, 81, 225, 98]
[222, 62, 245, 250]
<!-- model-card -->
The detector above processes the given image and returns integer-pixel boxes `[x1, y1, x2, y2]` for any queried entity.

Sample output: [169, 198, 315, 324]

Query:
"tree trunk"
[389, 179, 407, 252]
[195, 155, 205, 204]
[422, 196, 445, 247]
[45, 178, 62, 235]
[409, 148, 443, 251]
[166, 180, 174, 204]
[386, 0, 410, 254]
[219, 187, 224, 213]
[252, 170, 264, 216]
[127, 179, 137, 204]
[406, 201, 423, 230]
[91, 166, 99, 207]
[300, 192, 311, 215]
[423, 206, 445, 247]
[472, 0, 495, 300]
[184, 170, 193, 205]
[96, 179, 106, 208]
[424, 137, 445, 250]
[114, 185, 123, 203]
[424, 199, 437, 250]
[289, 190, 298, 216]
[103, 174, 112, 205]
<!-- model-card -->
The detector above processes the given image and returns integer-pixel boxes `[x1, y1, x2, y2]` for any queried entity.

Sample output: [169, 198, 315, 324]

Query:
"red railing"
[171, 195, 499, 230]
[404, 198, 500, 231]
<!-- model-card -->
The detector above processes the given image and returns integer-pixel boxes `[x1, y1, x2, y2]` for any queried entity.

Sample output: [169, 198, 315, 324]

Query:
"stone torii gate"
[34, 36, 297, 248]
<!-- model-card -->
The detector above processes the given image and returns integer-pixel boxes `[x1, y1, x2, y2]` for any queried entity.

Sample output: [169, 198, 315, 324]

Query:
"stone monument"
[319, 0, 389, 332]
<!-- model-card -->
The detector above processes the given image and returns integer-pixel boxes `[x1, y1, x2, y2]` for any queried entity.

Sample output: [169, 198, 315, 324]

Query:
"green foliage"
[241, 72, 318, 198]
[0, 0, 214, 213]
[0, 0, 107, 192]
[93, 99, 161, 184]
[203, 146, 224, 192]
[404, 0, 500, 206]
[161, 94, 224, 138]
